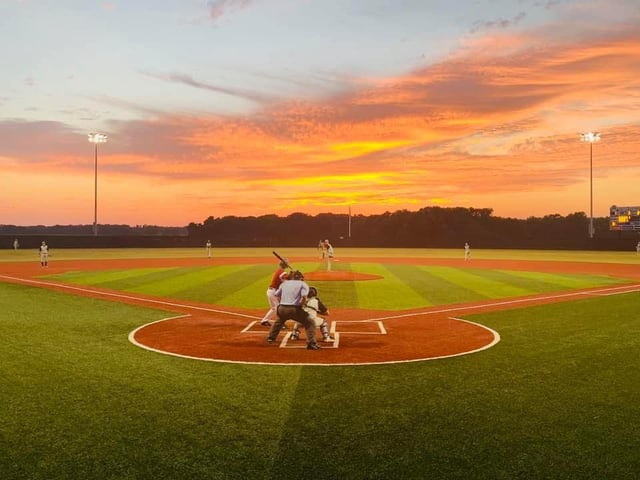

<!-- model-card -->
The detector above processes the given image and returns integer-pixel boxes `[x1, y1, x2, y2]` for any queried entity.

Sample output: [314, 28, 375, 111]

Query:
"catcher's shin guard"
[320, 322, 330, 338]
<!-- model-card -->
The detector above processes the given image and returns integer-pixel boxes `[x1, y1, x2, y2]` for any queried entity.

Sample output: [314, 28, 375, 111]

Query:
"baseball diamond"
[2, 255, 639, 366]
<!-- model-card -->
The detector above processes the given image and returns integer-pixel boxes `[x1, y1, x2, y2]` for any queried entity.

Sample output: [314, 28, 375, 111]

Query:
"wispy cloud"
[143, 71, 275, 104]
[206, 0, 254, 22]
[534, 0, 562, 10]
[470, 11, 527, 34]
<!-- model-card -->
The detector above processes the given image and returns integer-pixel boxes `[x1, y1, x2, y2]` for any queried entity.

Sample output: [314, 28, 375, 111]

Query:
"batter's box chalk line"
[242, 319, 387, 337]
[330, 320, 387, 335]
[279, 331, 340, 349]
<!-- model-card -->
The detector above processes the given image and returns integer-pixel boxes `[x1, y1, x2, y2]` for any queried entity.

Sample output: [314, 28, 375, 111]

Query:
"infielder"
[39, 241, 49, 267]
[324, 239, 334, 271]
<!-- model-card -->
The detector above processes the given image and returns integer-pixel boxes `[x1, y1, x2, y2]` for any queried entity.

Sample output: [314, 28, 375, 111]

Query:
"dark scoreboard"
[609, 205, 640, 231]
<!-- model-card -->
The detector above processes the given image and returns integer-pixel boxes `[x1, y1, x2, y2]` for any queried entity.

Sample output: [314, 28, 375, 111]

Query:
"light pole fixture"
[580, 131, 600, 239]
[88, 133, 108, 236]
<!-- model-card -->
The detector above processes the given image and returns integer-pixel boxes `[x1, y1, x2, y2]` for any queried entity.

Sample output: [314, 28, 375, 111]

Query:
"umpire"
[267, 270, 321, 350]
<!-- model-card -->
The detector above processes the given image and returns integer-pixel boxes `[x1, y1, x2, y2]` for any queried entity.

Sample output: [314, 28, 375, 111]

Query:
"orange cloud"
[2, 21, 640, 225]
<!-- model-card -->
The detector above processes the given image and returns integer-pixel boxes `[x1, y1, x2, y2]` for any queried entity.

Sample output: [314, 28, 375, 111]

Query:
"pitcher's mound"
[303, 271, 382, 281]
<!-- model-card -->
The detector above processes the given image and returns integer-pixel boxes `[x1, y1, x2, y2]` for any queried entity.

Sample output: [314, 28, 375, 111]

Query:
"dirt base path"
[2, 257, 639, 365]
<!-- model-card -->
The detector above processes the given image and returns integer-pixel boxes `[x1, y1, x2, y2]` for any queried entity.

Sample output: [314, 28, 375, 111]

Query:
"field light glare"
[580, 132, 600, 144]
[88, 133, 108, 236]
[88, 133, 108, 144]
[580, 131, 600, 240]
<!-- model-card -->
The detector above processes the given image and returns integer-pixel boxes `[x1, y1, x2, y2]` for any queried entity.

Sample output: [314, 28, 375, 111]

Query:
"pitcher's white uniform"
[39, 241, 49, 267]
[324, 240, 334, 271]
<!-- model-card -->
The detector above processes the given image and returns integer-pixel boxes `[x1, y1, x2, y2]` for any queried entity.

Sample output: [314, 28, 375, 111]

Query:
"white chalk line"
[127, 317, 495, 367]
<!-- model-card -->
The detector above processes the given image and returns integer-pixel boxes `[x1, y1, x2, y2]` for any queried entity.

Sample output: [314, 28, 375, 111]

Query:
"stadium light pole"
[580, 132, 600, 239]
[88, 133, 108, 236]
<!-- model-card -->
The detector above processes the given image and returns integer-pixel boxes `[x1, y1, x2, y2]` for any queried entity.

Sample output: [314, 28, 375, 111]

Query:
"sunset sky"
[1, 0, 639, 227]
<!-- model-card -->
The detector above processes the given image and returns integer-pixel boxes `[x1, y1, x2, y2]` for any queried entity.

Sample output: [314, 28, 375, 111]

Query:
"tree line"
[188, 207, 638, 250]
[3, 207, 637, 250]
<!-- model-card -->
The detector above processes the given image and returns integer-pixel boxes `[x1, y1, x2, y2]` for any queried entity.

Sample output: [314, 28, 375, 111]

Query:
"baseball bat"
[272, 250, 293, 270]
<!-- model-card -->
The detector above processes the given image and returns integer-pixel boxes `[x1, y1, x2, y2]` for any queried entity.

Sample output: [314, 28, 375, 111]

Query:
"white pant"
[260, 287, 279, 323]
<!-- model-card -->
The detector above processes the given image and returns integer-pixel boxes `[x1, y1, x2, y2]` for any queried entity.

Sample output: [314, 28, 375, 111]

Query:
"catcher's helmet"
[308, 286, 318, 298]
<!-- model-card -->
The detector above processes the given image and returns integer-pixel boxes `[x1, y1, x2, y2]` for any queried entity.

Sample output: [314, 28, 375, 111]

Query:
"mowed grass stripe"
[472, 268, 571, 294]
[45, 267, 170, 287]
[423, 265, 531, 299]
[495, 269, 625, 290]
[49, 267, 199, 293]
[386, 264, 490, 306]
[120, 266, 244, 298]
[352, 263, 433, 310]
[307, 262, 360, 309]
[49, 265, 274, 306]
[170, 265, 274, 304]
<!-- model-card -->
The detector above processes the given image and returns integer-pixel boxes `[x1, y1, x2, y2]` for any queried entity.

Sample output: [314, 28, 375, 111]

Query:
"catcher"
[290, 286, 335, 343]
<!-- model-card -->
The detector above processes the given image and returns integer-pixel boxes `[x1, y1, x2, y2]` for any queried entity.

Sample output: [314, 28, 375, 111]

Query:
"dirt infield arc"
[2, 257, 640, 366]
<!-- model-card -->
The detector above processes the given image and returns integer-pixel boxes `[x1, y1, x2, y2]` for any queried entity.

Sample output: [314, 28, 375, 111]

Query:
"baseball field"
[1, 247, 639, 479]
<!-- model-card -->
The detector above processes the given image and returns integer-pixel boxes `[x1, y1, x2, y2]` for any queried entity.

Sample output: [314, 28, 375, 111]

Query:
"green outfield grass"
[1, 249, 639, 479]
[45, 260, 625, 311]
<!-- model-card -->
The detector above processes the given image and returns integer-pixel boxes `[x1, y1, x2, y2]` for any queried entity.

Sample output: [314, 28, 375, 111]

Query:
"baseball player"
[290, 286, 334, 342]
[464, 242, 471, 261]
[324, 239, 334, 271]
[39, 241, 49, 267]
[259, 259, 290, 326]
[318, 239, 326, 259]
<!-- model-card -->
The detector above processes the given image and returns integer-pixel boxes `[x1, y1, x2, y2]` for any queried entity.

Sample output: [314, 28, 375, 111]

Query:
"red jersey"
[269, 268, 288, 289]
